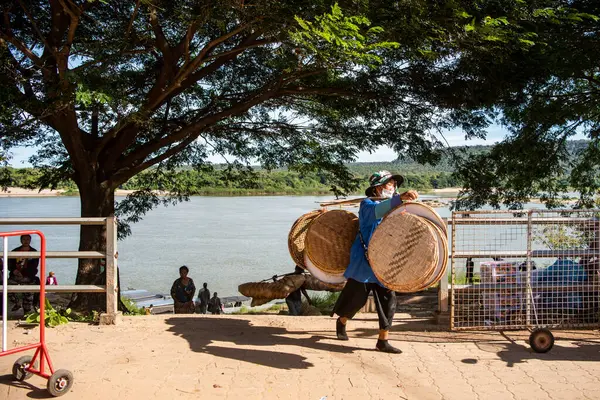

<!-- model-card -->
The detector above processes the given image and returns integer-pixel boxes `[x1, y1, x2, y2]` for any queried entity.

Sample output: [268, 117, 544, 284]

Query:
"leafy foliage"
[25, 300, 71, 327]
[120, 296, 146, 315]
[448, 2, 600, 210]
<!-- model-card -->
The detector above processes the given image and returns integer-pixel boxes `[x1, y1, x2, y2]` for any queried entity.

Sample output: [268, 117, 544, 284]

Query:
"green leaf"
[465, 18, 476, 32]
[518, 39, 536, 47]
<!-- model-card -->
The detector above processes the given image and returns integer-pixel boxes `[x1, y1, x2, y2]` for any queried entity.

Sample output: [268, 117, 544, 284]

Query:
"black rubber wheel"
[47, 369, 74, 397]
[529, 328, 554, 353]
[12, 355, 38, 381]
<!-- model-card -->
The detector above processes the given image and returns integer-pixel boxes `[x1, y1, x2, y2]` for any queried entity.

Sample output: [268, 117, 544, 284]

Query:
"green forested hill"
[3, 140, 589, 195]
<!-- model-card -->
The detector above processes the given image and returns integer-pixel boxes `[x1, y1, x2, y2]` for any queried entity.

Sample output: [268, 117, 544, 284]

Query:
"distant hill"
[3, 140, 590, 195]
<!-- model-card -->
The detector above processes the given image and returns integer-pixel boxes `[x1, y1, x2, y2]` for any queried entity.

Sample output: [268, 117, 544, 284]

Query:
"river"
[1, 194, 546, 298]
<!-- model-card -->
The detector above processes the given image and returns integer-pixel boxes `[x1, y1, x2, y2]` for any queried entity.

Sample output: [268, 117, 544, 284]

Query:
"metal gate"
[451, 209, 600, 332]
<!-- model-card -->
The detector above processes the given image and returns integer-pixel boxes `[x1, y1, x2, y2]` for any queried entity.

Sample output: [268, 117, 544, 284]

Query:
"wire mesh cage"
[451, 209, 600, 332]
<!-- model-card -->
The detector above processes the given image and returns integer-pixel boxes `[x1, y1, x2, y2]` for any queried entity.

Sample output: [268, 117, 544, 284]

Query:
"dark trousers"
[332, 278, 396, 330]
[8, 276, 40, 312]
[286, 297, 302, 316]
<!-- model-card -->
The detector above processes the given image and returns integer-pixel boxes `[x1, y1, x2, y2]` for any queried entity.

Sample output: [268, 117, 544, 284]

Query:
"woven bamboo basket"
[250, 297, 271, 307]
[412, 218, 449, 291]
[368, 212, 439, 292]
[238, 274, 306, 300]
[305, 209, 358, 275]
[386, 201, 447, 235]
[288, 210, 325, 269]
[304, 253, 346, 284]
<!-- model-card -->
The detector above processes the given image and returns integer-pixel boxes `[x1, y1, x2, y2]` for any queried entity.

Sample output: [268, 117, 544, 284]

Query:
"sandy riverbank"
[0, 187, 138, 197]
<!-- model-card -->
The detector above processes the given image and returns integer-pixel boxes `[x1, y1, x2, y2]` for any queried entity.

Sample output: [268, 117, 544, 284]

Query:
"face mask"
[380, 188, 395, 198]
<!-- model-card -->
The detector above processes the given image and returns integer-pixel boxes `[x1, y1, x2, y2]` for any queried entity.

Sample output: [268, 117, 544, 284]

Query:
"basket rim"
[287, 209, 325, 268]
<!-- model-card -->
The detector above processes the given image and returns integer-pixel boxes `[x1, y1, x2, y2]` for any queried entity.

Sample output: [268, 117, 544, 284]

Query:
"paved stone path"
[1, 314, 599, 399]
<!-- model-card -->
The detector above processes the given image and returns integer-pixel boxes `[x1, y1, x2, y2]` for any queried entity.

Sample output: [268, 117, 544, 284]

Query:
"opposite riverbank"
[0, 186, 461, 198]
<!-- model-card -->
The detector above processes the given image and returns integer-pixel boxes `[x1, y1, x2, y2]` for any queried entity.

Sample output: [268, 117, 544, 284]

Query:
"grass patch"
[310, 292, 340, 315]
[231, 303, 284, 315]
[121, 296, 146, 315]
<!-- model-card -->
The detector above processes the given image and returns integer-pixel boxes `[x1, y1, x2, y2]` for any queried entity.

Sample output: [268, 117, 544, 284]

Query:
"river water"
[1, 194, 545, 298]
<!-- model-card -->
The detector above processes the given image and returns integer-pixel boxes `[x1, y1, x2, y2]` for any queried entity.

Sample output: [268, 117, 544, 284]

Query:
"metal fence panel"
[451, 209, 600, 331]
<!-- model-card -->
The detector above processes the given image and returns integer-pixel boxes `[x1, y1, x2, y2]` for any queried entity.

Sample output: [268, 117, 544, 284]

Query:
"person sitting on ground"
[197, 282, 211, 314]
[46, 271, 58, 285]
[209, 292, 223, 315]
[8, 234, 41, 313]
[286, 265, 312, 316]
[170, 265, 196, 314]
[332, 170, 418, 354]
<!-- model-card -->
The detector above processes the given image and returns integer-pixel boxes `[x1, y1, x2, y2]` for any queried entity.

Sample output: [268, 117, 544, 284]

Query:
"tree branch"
[279, 87, 360, 96]
[97, 30, 265, 164]
[148, 5, 171, 60]
[17, 0, 55, 57]
[114, 87, 281, 174]
[126, 0, 141, 37]
[1, 9, 43, 67]
[110, 135, 197, 187]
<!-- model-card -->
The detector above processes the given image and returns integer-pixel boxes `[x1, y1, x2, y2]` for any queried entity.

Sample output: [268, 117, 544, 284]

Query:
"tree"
[1, 0, 597, 309]
[446, 2, 600, 211]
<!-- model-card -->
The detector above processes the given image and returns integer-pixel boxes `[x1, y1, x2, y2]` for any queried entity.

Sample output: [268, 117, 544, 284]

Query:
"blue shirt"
[344, 195, 402, 285]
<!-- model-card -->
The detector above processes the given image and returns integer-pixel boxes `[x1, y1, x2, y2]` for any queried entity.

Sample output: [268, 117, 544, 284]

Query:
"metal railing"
[450, 209, 600, 331]
[0, 217, 119, 324]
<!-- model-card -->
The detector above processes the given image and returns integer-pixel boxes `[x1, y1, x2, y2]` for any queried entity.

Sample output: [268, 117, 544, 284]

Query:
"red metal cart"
[1, 230, 73, 397]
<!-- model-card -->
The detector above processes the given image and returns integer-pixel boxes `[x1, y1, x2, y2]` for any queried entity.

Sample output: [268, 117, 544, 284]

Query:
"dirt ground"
[1, 313, 600, 399]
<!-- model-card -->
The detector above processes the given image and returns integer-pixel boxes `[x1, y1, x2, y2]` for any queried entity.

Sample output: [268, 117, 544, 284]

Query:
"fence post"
[525, 210, 533, 328]
[435, 218, 450, 327]
[100, 215, 121, 325]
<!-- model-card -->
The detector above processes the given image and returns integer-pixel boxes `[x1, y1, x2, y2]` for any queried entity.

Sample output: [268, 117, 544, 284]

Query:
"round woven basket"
[387, 201, 447, 235]
[368, 212, 439, 292]
[305, 210, 358, 275]
[412, 218, 448, 291]
[288, 210, 325, 269]
[304, 253, 346, 284]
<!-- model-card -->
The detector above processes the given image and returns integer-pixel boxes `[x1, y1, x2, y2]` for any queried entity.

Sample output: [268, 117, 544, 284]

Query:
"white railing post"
[100, 215, 121, 325]
[2, 237, 8, 351]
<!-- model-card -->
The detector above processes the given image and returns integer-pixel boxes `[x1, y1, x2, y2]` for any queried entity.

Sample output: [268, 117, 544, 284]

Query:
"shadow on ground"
[164, 317, 362, 370]
[0, 374, 52, 399]
[167, 315, 600, 370]
[467, 333, 600, 367]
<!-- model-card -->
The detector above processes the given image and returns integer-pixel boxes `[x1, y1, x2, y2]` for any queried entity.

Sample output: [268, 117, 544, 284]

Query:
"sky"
[6, 123, 513, 167]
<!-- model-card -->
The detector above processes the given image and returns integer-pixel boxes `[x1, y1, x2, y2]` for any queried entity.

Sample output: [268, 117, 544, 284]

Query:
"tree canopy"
[2, 0, 600, 308]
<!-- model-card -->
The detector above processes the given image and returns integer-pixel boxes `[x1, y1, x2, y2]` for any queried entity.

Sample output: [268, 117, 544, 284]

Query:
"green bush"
[25, 299, 70, 327]
[310, 292, 340, 315]
[121, 297, 146, 315]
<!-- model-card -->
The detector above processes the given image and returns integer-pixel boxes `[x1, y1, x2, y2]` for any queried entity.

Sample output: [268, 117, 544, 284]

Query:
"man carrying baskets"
[332, 170, 418, 354]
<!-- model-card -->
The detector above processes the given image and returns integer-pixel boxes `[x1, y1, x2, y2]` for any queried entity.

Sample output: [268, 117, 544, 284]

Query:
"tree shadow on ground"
[164, 317, 362, 370]
[0, 374, 52, 399]
[465, 333, 600, 367]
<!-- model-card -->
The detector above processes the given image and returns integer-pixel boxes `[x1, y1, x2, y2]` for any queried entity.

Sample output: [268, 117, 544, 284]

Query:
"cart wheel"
[47, 369, 74, 397]
[529, 328, 554, 353]
[12, 355, 38, 381]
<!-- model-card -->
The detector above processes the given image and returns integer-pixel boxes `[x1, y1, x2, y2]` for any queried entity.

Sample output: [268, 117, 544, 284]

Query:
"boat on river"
[121, 289, 253, 314]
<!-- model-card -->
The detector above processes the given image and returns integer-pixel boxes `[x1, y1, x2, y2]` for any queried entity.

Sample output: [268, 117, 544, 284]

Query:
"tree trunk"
[68, 181, 115, 312]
